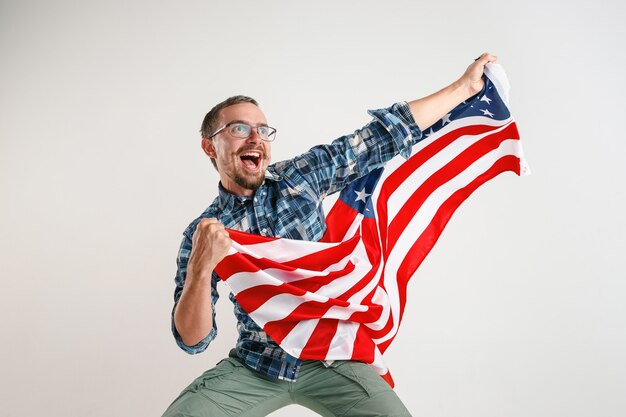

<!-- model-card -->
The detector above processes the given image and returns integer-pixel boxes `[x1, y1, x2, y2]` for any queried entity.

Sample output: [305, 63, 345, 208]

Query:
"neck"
[219, 181, 256, 197]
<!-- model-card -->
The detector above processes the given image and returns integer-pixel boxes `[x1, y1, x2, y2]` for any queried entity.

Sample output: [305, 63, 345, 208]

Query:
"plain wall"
[1, 0, 625, 416]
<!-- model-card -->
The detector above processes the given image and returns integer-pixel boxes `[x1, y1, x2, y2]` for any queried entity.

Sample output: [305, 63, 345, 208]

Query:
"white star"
[425, 128, 434, 137]
[354, 189, 371, 203]
[441, 113, 452, 126]
[480, 95, 492, 104]
[480, 108, 495, 118]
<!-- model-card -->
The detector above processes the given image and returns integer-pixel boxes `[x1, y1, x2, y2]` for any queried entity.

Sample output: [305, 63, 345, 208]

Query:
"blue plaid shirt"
[172, 102, 422, 381]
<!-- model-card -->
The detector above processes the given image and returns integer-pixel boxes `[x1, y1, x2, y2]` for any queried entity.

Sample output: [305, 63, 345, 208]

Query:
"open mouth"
[239, 151, 262, 172]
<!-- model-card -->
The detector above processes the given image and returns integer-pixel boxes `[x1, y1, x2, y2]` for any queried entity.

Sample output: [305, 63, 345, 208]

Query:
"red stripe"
[351, 326, 376, 363]
[367, 135, 522, 351]
[380, 371, 395, 388]
[376, 123, 505, 255]
[285, 217, 385, 339]
[372, 155, 521, 353]
[386, 122, 520, 253]
[265, 261, 380, 344]
[236, 263, 357, 313]
[299, 319, 339, 358]
[228, 229, 279, 244]
[215, 233, 361, 279]
[395, 155, 522, 318]
[322, 200, 360, 242]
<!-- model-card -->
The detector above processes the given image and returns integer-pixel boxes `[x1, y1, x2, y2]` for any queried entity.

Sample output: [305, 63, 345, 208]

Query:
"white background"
[1, 1, 625, 416]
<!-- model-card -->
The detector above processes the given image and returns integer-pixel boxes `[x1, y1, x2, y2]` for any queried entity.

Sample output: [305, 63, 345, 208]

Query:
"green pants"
[163, 351, 411, 417]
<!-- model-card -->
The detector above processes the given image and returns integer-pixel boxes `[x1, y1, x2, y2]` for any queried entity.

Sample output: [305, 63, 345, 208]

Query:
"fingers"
[189, 218, 232, 273]
[463, 53, 498, 96]
[193, 218, 231, 244]
[196, 217, 225, 232]
[198, 217, 220, 226]
[475, 52, 498, 65]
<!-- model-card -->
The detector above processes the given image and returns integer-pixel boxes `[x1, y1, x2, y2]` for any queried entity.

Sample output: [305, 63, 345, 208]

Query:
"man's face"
[203, 102, 272, 196]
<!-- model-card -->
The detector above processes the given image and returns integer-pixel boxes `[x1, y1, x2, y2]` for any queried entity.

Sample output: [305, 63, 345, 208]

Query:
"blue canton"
[171, 102, 422, 381]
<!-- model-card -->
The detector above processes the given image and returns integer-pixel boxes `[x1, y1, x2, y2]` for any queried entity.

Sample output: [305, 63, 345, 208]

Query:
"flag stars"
[425, 128, 434, 137]
[354, 189, 371, 203]
[480, 95, 492, 104]
[441, 113, 452, 126]
[480, 108, 495, 118]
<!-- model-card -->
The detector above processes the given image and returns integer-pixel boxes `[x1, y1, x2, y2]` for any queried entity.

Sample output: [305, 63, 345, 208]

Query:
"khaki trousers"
[163, 351, 411, 417]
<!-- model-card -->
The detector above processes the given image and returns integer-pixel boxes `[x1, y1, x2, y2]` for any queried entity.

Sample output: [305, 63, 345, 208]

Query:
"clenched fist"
[187, 218, 232, 281]
[461, 52, 498, 97]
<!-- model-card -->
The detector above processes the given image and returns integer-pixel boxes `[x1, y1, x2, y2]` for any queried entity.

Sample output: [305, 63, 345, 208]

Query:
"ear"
[201, 138, 216, 158]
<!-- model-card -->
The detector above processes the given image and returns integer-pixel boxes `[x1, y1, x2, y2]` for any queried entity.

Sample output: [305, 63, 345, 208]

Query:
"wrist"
[186, 263, 215, 284]
[454, 75, 483, 100]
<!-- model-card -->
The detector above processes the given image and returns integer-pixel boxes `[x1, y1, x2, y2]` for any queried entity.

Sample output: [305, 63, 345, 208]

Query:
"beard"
[232, 170, 265, 190]
[231, 145, 268, 190]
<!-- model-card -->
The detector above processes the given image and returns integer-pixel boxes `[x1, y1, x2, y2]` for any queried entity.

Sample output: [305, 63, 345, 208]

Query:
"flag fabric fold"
[214, 64, 529, 386]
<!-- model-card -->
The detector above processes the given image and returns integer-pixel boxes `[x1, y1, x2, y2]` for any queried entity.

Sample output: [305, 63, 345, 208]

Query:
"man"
[163, 53, 498, 417]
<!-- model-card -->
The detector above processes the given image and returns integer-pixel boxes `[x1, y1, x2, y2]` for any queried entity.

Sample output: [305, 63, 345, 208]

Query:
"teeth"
[241, 152, 261, 158]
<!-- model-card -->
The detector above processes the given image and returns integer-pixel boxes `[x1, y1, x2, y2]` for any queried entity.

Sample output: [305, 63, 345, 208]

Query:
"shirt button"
[261, 228, 267, 235]
[254, 197, 258, 202]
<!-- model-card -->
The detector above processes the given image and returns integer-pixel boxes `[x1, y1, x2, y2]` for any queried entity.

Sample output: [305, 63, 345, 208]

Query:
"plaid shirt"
[172, 102, 422, 381]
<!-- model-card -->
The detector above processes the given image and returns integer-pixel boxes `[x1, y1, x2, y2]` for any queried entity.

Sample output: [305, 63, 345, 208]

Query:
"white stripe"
[374, 138, 523, 344]
[385, 119, 513, 221]
[322, 239, 379, 307]
[250, 292, 329, 327]
[325, 321, 358, 359]
[343, 212, 364, 240]
[225, 247, 356, 293]
[484, 63, 510, 105]
[368, 116, 512, 211]
[233, 250, 372, 325]
[371, 121, 516, 333]
[308, 244, 374, 302]
[363, 285, 392, 331]
[368, 346, 389, 376]
[279, 319, 320, 357]
[232, 235, 347, 262]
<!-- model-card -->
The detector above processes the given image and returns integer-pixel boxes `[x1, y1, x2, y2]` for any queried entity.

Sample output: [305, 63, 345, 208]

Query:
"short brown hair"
[200, 95, 259, 170]
[200, 95, 259, 138]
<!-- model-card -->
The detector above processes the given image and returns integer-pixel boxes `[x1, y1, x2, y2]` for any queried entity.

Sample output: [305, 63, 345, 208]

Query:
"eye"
[257, 126, 269, 136]
[231, 123, 249, 136]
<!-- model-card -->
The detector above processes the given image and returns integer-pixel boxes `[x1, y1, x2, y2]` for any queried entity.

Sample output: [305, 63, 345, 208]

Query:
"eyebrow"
[227, 120, 269, 127]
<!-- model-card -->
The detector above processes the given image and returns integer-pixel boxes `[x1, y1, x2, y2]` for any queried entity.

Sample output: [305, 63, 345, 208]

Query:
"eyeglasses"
[208, 122, 277, 142]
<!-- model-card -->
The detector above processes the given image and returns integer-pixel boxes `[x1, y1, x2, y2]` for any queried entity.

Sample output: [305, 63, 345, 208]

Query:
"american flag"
[214, 64, 529, 386]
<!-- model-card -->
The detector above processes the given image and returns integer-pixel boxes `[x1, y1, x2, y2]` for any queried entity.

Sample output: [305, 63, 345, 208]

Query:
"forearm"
[408, 78, 474, 131]
[409, 53, 497, 131]
[174, 272, 214, 347]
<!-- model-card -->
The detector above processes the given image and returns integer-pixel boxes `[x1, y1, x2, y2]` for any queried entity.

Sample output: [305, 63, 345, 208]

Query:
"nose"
[245, 128, 263, 143]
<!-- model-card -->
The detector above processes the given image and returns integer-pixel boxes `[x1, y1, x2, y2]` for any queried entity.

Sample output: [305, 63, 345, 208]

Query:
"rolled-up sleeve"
[367, 101, 422, 160]
[280, 101, 422, 198]
[170, 230, 219, 354]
